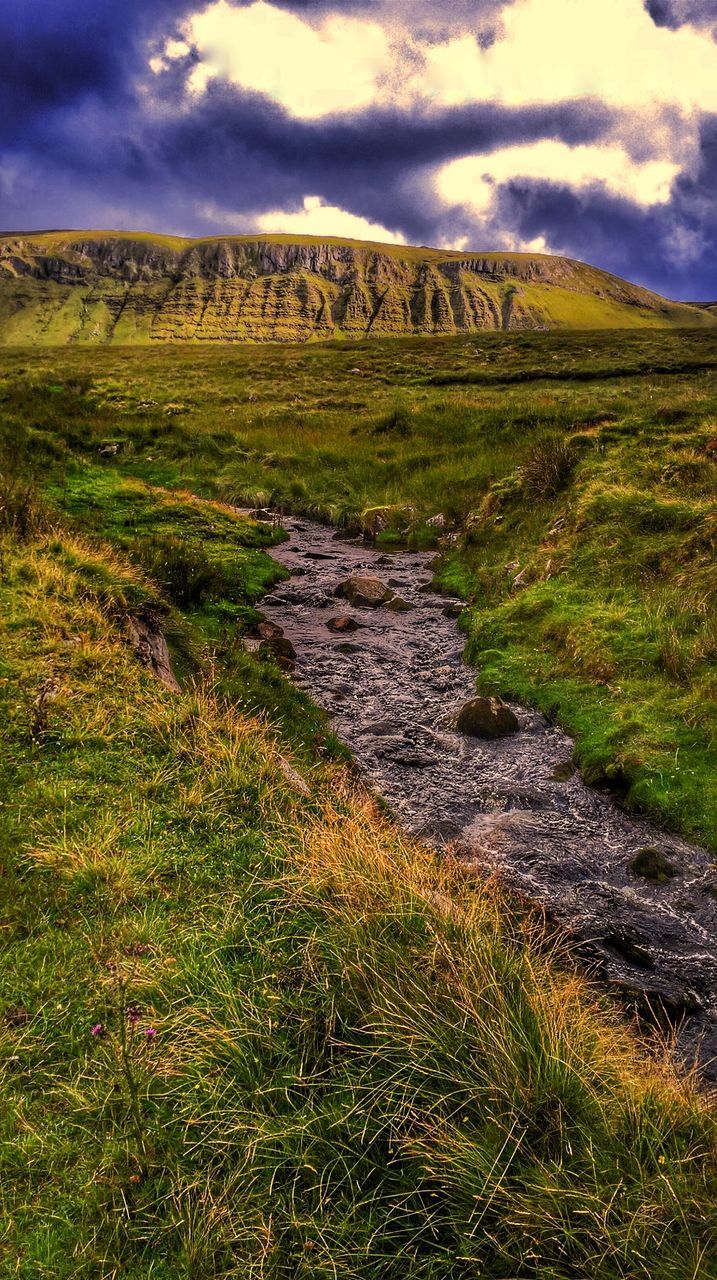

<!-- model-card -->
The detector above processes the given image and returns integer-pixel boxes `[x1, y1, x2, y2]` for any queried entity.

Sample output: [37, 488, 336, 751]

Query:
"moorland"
[2, 327, 717, 1278]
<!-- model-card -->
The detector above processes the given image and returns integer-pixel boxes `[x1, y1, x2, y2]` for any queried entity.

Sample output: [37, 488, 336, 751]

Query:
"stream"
[257, 514, 717, 1077]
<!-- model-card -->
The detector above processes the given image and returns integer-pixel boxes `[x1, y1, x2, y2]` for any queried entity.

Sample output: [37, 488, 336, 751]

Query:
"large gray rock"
[455, 696, 519, 738]
[334, 574, 394, 607]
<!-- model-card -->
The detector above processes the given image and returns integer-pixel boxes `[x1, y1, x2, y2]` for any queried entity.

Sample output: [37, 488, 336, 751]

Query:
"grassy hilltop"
[2, 329, 717, 1275]
[1, 231, 714, 343]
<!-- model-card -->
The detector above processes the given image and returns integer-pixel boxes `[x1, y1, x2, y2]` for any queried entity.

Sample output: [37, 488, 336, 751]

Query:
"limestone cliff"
[0, 231, 711, 343]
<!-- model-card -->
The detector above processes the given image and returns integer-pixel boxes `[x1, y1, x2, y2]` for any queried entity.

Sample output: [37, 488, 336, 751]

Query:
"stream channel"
[256, 513, 717, 1077]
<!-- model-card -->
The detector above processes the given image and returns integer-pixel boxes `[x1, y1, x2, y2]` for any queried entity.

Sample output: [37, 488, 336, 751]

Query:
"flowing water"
[257, 514, 717, 1076]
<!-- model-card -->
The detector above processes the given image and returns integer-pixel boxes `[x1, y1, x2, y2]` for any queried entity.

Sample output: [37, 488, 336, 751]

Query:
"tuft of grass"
[521, 436, 581, 498]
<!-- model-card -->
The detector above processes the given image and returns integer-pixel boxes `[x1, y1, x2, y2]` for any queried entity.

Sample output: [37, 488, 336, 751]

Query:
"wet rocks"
[257, 621, 284, 641]
[442, 602, 465, 618]
[630, 847, 677, 884]
[385, 596, 415, 613]
[250, 508, 274, 522]
[256, 620, 296, 667]
[551, 759, 576, 782]
[334, 574, 394, 607]
[326, 616, 361, 633]
[260, 635, 296, 664]
[456, 696, 519, 738]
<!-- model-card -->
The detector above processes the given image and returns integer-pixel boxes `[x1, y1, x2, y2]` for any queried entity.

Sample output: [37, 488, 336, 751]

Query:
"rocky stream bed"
[255, 513, 717, 1078]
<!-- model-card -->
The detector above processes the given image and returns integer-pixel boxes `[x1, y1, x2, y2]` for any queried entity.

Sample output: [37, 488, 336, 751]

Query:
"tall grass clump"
[521, 436, 580, 499]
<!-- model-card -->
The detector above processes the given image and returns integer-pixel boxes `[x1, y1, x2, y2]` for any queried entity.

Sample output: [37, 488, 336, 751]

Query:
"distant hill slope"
[0, 230, 713, 343]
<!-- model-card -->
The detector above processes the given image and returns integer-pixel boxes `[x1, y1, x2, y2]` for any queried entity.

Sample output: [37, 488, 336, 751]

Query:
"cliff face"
[0, 232, 711, 343]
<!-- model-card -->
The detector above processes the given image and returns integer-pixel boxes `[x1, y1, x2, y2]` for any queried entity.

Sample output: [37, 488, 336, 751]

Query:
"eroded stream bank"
[256, 514, 717, 1077]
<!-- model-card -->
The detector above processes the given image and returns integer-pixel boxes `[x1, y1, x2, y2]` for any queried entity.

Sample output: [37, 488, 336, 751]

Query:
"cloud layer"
[3, 0, 717, 299]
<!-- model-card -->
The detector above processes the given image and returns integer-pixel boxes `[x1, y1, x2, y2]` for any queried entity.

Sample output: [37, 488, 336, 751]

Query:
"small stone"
[260, 635, 296, 662]
[326, 616, 361, 633]
[455, 696, 519, 738]
[257, 621, 284, 641]
[442, 602, 465, 619]
[385, 597, 415, 613]
[630, 847, 677, 884]
[551, 760, 576, 782]
[336, 642, 363, 655]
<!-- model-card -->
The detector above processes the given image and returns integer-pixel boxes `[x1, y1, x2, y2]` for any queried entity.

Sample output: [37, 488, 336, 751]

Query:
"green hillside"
[0, 230, 713, 343]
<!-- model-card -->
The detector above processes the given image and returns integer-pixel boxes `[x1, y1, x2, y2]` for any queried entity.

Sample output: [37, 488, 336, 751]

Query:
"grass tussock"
[1, 525, 717, 1278]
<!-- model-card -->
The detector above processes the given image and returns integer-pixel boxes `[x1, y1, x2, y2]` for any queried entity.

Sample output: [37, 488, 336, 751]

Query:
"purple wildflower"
[144, 1026, 157, 1042]
[127, 1005, 141, 1025]
[91, 1023, 105, 1038]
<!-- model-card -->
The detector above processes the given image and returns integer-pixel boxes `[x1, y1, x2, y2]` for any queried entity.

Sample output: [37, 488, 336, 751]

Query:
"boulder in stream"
[630, 847, 677, 884]
[334, 574, 394, 607]
[385, 596, 415, 613]
[455, 696, 519, 738]
[326, 616, 361, 633]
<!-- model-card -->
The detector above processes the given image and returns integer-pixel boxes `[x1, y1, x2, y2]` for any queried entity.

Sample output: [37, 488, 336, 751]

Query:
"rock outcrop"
[0, 231, 713, 344]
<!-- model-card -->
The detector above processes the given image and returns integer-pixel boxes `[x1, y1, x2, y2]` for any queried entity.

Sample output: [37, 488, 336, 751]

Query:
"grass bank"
[2, 510, 717, 1277]
[1, 329, 716, 848]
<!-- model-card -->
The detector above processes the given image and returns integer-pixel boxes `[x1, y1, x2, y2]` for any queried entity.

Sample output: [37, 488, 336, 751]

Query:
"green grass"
[2, 519, 717, 1278]
[2, 329, 716, 846]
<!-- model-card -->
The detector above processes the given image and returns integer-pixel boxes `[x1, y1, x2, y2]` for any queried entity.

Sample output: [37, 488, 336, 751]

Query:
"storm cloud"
[3, 0, 717, 299]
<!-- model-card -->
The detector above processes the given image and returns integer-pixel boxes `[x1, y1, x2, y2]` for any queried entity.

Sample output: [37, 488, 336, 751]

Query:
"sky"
[3, 0, 717, 298]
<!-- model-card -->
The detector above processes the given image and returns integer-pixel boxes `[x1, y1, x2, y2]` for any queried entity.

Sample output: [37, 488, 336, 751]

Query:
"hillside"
[0, 230, 713, 343]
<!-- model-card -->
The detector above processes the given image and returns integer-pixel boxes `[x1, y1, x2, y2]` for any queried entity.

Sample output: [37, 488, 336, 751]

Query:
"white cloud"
[197, 195, 406, 244]
[166, 0, 717, 122]
[180, 0, 390, 118]
[436, 141, 681, 218]
[421, 0, 717, 115]
[253, 195, 406, 243]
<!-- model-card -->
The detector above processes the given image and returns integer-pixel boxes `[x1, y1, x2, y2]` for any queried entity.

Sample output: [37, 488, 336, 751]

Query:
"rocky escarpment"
[0, 231, 712, 343]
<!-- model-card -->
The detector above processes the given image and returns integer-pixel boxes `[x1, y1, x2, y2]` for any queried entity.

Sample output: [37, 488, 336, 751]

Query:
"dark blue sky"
[3, 0, 717, 299]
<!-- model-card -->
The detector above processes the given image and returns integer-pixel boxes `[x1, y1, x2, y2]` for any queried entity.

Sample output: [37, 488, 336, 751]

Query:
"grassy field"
[2, 330, 717, 1273]
[3, 474, 717, 1275]
[2, 328, 716, 849]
